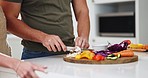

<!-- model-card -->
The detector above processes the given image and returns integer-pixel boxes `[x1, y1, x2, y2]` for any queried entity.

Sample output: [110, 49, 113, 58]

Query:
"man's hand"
[75, 37, 89, 49]
[42, 35, 67, 52]
[15, 61, 47, 78]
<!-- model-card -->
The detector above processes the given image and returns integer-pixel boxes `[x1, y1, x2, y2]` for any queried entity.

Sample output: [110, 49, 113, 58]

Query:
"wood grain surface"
[63, 55, 138, 64]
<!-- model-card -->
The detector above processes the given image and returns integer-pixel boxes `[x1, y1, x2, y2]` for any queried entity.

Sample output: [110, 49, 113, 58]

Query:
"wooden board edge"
[63, 55, 138, 64]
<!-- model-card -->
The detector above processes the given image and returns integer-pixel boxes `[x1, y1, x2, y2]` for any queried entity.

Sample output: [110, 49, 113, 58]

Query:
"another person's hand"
[42, 35, 66, 52]
[75, 37, 89, 49]
[14, 61, 47, 78]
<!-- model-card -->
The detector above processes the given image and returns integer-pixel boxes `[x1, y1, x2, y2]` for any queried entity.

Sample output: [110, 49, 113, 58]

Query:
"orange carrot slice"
[113, 50, 134, 57]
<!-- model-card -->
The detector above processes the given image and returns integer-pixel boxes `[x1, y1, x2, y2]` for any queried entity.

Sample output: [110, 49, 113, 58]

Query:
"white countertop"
[0, 52, 148, 78]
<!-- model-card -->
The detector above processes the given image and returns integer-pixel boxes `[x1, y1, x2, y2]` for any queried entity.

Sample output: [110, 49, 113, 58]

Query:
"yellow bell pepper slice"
[75, 50, 95, 60]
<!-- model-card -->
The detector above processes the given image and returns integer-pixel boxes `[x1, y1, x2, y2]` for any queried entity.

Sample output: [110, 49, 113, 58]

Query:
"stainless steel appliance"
[98, 12, 135, 37]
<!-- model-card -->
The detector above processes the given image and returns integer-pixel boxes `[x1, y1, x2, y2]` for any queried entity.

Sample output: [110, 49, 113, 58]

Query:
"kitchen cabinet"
[91, 0, 148, 44]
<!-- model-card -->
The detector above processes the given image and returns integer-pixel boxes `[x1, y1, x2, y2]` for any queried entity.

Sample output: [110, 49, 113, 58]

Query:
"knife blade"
[66, 46, 81, 52]
[66, 46, 94, 53]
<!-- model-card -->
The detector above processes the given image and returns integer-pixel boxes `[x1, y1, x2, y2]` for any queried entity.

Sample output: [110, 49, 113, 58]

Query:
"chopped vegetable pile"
[66, 40, 134, 61]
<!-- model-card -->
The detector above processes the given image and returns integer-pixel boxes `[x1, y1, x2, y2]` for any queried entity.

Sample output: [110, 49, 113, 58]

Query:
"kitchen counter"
[0, 52, 148, 78]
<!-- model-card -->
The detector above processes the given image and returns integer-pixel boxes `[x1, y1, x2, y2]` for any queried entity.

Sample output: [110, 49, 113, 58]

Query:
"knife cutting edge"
[66, 46, 81, 52]
[66, 46, 94, 52]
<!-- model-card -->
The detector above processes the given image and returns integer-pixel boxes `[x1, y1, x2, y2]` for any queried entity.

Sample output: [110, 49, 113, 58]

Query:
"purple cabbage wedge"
[95, 50, 113, 57]
[107, 40, 131, 52]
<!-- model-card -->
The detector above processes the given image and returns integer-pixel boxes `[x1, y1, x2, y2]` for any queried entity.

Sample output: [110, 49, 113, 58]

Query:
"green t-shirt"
[6, 0, 75, 52]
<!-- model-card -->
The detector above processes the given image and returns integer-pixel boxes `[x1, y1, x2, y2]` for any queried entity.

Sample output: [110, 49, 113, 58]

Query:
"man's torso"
[6, 0, 75, 52]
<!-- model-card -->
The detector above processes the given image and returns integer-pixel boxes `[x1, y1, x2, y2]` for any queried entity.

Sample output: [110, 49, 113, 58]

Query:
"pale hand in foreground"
[14, 61, 47, 78]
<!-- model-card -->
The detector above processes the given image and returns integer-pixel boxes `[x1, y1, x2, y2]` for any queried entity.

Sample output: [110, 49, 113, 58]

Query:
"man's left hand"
[75, 37, 89, 49]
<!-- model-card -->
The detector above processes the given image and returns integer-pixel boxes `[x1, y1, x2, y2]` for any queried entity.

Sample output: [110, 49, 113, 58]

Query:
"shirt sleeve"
[4, 0, 22, 3]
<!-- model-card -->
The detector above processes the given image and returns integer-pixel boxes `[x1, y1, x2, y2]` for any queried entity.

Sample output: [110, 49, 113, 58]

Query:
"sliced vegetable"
[114, 52, 134, 57]
[93, 54, 105, 61]
[75, 50, 95, 60]
[108, 54, 115, 57]
[113, 50, 134, 57]
[128, 44, 144, 49]
[93, 55, 101, 61]
[95, 50, 113, 57]
[106, 53, 120, 60]
[101, 56, 105, 60]
[106, 56, 118, 60]
[117, 54, 121, 58]
[110, 57, 118, 60]
[106, 57, 112, 60]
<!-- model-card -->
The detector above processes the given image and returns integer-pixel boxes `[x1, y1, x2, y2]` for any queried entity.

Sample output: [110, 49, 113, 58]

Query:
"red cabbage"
[94, 40, 131, 57]
[107, 40, 130, 52]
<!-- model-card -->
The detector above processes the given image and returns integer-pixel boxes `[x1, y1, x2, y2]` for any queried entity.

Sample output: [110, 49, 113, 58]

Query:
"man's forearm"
[2, 1, 46, 43]
[72, 0, 90, 40]
[77, 9, 90, 40]
[6, 16, 48, 43]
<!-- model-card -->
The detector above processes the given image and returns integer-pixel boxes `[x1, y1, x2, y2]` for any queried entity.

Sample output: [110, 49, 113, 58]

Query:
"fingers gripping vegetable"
[107, 40, 131, 52]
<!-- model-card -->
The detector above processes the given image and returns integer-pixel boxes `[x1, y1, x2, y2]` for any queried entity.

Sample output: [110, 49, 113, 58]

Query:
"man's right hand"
[42, 35, 66, 52]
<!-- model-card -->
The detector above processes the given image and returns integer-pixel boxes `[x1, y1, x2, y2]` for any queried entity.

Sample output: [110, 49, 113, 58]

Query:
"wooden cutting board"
[63, 55, 138, 64]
